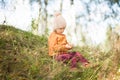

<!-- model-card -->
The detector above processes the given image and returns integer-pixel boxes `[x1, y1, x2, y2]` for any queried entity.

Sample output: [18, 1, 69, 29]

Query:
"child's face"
[55, 27, 65, 34]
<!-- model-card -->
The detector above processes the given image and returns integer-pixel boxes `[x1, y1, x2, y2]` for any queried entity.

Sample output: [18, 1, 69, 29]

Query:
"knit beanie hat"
[53, 12, 66, 30]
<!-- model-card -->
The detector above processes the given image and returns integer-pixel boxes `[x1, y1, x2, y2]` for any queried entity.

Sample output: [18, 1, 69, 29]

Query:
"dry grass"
[0, 25, 120, 80]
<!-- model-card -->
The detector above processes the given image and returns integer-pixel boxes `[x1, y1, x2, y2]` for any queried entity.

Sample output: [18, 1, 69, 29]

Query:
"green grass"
[0, 25, 120, 80]
[0, 25, 49, 80]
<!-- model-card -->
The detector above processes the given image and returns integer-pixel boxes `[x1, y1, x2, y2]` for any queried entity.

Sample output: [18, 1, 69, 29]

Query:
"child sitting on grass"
[48, 12, 91, 69]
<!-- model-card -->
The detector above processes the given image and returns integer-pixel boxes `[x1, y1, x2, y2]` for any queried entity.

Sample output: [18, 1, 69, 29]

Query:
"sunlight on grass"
[0, 25, 120, 80]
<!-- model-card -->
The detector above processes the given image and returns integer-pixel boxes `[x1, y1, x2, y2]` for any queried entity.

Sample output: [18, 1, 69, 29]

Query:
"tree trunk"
[44, 0, 48, 31]
[60, 0, 63, 12]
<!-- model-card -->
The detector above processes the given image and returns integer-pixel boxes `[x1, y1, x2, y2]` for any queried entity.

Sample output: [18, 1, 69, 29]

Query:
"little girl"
[48, 12, 90, 69]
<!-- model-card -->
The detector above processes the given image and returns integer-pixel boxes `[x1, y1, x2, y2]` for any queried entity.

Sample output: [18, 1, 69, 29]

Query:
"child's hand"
[69, 43, 74, 47]
[65, 44, 72, 49]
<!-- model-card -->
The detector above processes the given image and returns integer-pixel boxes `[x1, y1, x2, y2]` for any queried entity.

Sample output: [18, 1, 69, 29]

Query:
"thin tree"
[44, 0, 48, 29]
[30, 0, 41, 34]
[60, 0, 63, 12]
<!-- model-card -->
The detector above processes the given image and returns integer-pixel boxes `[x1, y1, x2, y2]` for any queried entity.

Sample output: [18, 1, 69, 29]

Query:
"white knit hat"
[53, 12, 66, 30]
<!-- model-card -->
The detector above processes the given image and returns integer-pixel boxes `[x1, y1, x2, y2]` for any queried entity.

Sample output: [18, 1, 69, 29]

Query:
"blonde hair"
[53, 12, 66, 30]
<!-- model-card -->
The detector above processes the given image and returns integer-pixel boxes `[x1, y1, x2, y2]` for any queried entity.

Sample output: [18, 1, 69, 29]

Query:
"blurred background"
[0, 0, 120, 47]
[1, 1, 120, 79]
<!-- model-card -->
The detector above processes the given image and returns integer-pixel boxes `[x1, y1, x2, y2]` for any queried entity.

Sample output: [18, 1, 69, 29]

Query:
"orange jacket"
[48, 31, 69, 56]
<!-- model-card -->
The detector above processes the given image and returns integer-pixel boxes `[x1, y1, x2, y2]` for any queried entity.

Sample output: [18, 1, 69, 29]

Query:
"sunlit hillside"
[0, 25, 120, 80]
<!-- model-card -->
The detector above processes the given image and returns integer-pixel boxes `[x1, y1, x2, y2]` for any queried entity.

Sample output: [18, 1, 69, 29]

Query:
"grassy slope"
[0, 25, 120, 80]
[0, 25, 50, 80]
[0, 25, 97, 80]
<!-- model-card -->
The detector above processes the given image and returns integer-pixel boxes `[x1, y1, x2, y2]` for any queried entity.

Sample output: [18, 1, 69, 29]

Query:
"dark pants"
[55, 52, 89, 68]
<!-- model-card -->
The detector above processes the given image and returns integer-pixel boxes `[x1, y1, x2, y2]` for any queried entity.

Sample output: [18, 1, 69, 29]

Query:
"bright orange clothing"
[48, 31, 69, 56]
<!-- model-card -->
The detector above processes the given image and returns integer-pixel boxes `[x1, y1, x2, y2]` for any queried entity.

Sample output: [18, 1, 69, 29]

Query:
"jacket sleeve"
[52, 36, 68, 52]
